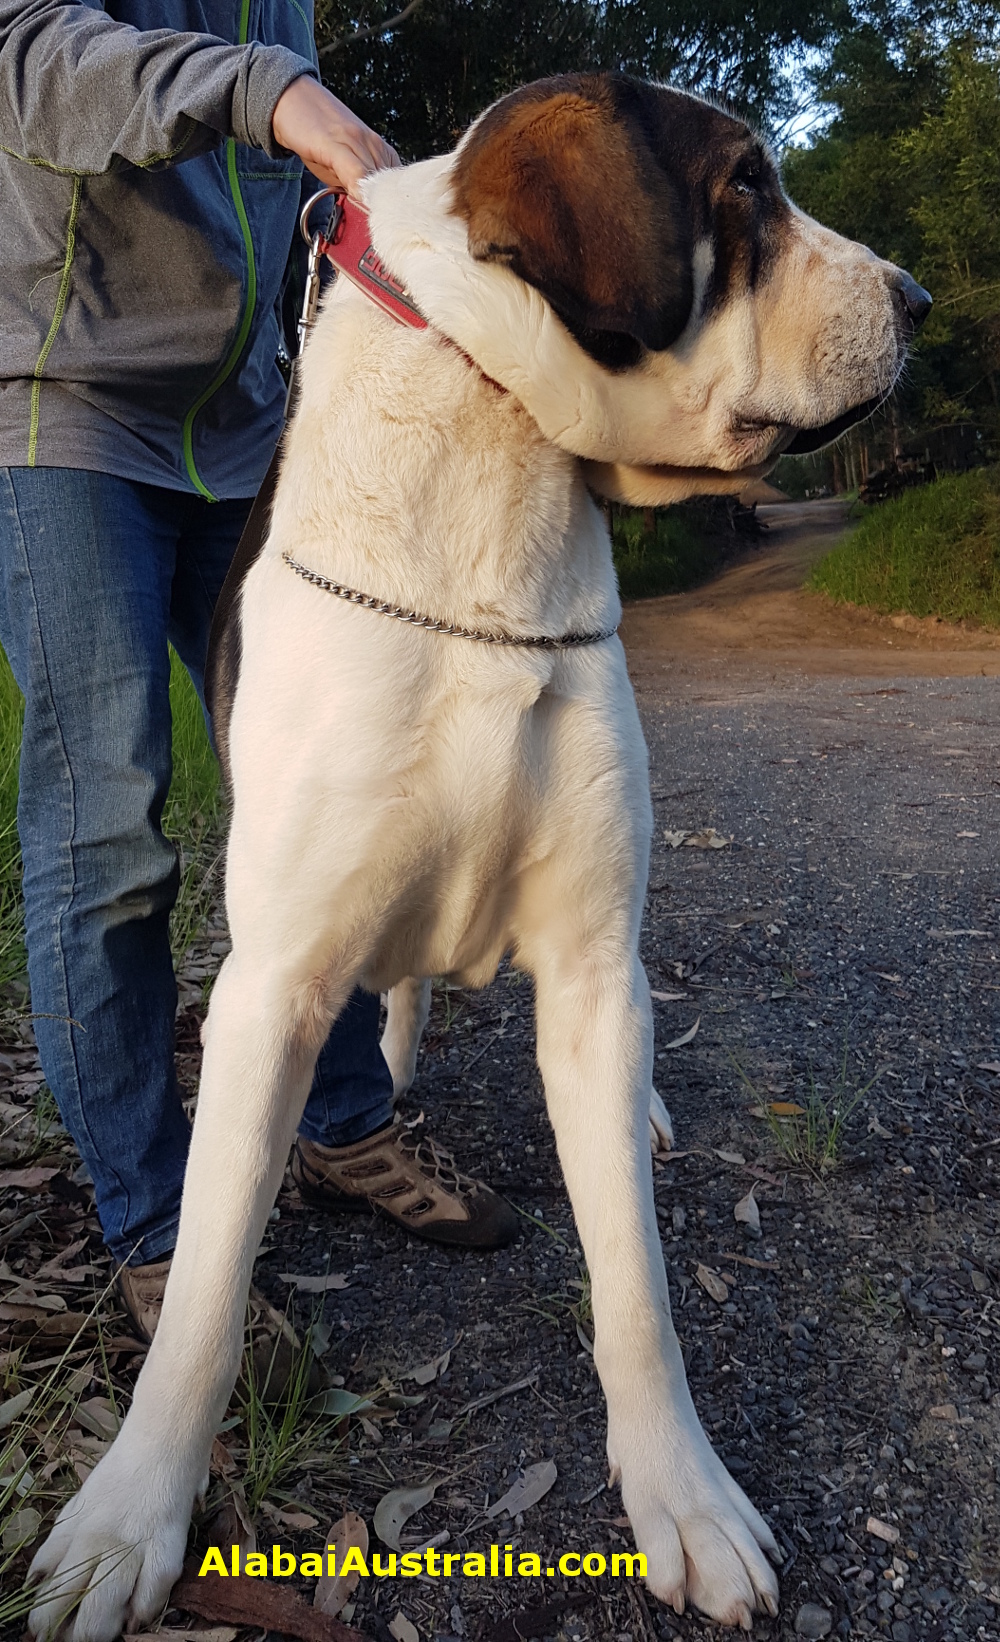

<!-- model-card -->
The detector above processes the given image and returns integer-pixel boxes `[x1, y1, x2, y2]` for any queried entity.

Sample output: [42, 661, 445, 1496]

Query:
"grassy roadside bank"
[612, 495, 760, 599]
[809, 466, 1000, 628]
[0, 650, 225, 1001]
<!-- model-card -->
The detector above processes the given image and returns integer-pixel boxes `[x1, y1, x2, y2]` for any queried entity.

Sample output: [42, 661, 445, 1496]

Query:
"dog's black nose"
[896, 270, 933, 331]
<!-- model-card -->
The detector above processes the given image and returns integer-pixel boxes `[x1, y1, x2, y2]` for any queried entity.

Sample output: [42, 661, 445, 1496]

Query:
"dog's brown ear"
[452, 76, 693, 364]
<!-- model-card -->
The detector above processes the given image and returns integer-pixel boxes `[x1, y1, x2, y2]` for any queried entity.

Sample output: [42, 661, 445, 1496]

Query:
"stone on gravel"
[867, 1515, 901, 1544]
[795, 1602, 833, 1638]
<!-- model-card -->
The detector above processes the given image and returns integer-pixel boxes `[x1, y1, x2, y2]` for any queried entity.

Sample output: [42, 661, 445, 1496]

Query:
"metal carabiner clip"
[296, 187, 343, 358]
[299, 184, 342, 251]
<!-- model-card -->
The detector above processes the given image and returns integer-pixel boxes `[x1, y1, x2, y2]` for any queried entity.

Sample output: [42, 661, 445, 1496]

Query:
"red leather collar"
[307, 190, 503, 392]
[318, 193, 428, 330]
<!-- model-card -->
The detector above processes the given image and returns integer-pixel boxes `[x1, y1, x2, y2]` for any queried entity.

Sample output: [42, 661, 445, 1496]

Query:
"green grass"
[809, 466, 1000, 627]
[612, 503, 720, 599]
[734, 1044, 879, 1176]
[162, 653, 226, 961]
[0, 648, 225, 1002]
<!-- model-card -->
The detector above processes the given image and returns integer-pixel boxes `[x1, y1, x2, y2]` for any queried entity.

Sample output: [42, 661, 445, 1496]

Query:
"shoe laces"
[398, 1120, 468, 1198]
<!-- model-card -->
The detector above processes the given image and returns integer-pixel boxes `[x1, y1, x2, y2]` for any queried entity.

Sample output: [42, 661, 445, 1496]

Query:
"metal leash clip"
[285, 187, 343, 415]
[296, 186, 343, 355]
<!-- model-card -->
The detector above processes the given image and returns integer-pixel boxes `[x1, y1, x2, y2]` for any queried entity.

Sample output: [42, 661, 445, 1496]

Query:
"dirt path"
[622, 498, 1000, 683]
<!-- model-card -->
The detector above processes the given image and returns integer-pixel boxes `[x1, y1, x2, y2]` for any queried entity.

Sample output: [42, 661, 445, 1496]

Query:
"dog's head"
[366, 73, 930, 502]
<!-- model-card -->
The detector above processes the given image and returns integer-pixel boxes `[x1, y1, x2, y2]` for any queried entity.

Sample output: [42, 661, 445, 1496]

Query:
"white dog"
[29, 73, 929, 1639]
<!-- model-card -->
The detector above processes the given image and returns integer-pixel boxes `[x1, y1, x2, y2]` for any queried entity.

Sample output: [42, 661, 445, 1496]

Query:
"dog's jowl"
[29, 73, 929, 1640]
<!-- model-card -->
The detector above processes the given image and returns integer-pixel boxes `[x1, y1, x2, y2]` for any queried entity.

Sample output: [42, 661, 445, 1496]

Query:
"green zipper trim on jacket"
[181, 0, 256, 501]
[28, 175, 83, 466]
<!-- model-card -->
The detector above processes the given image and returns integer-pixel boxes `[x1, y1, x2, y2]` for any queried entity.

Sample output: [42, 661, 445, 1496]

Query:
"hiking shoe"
[116, 1255, 173, 1346]
[290, 1118, 519, 1250]
[115, 1256, 323, 1402]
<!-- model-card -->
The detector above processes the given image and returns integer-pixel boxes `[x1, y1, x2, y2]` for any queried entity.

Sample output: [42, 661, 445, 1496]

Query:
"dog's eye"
[730, 169, 761, 198]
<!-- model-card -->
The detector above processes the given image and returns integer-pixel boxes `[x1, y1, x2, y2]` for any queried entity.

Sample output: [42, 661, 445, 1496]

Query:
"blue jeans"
[0, 467, 393, 1265]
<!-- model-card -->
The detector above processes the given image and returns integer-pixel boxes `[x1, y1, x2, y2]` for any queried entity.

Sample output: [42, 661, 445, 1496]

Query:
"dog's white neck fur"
[269, 182, 621, 642]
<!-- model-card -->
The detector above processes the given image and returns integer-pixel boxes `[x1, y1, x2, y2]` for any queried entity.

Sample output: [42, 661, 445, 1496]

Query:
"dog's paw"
[648, 1087, 674, 1155]
[613, 1420, 780, 1627]
[27, 1448, 191, 1642]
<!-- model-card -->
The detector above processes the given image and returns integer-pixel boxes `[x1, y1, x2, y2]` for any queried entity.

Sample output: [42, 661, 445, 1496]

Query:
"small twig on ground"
[455, 1367, 540, 1419]
[719, 1252, 781, 1270]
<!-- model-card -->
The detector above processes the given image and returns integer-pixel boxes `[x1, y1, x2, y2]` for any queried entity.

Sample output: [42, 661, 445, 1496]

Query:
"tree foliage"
[784, 5, 1000, 461]
[315, 0, 846, 156]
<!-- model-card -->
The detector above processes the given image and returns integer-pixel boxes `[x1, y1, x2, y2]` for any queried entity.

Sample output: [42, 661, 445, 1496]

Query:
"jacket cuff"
[237, 46, 318, 155]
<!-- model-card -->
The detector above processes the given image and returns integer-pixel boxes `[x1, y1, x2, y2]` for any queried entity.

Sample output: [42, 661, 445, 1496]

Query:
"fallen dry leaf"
[210, 1435, 238, 1478]
[734, 1187, 761, 1233]
[662, 1017, 700, 1050]
[389, 1615, 419, 1642]
[715, 1149, 746, 1165]
[694, 1264, 730, 1304]
[315, 1512, 369, 1618]
[317, 1388, 377, 1418]
[0, 1302, 59, 1324]
[278, 1271, 349, 1293]
[664, 828, 731, 850]
[487, 1459, 558, 1520]
[170, 1563, 369, 1642]
[74, 1396, 120, 1440]
[404, 1346, 452, 1386]
[977, 1061, 1000, 1076]
[685, 828, 731, 849]
[374, 1481, 437, 1552]
[0, 1387, 34, 1428]
[650, 990, 687, 1002]
[263, 1501, 319, 1531]
[0, 1165, 61, 1190]
[34, 1239, 88, 1278]
[929, 1403, 959, 1421]
[751, 1100, 807, 1118]
[2, 1289, 67, 1312]
[33, 1264, 100, 1286]
[2, 1505, 41, 1550]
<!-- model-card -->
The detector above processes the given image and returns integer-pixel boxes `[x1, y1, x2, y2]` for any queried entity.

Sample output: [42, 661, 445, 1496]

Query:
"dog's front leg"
[533, 949, 779, 1628]
[27, 956, 335, 1642]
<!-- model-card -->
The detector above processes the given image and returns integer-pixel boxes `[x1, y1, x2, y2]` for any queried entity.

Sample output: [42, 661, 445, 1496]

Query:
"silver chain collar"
[281, 551, 618, 649]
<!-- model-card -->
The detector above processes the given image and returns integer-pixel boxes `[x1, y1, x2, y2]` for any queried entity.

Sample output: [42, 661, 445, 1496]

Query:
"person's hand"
[272, 76, 399, 198]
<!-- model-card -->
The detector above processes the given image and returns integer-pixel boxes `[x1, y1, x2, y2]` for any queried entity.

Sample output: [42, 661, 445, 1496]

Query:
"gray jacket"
[0, 1, 319, 498]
